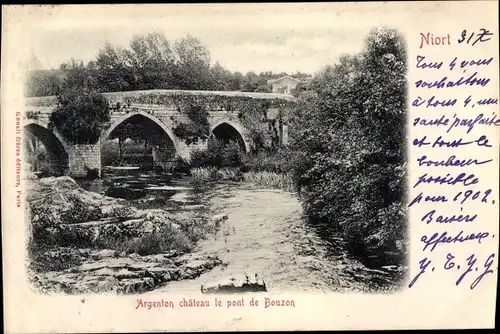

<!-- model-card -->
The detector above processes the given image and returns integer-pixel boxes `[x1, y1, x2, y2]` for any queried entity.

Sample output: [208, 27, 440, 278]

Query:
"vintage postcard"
[1, 2, 499, 332]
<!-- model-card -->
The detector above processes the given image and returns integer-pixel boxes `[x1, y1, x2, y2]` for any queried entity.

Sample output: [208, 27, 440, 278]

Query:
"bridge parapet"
[26, 89, 295, 113]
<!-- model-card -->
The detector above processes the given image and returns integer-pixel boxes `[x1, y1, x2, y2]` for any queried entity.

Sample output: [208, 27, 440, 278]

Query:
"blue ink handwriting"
[412, 113, 500, 133]
[448, 56, 494, 71]
[412, 96, 457, 108]
[408, 257, 433, 288]
[409, 253, 496, 289]
[417, 155, 493, 168]
[420, 208, 477, 224]
[420, 230, 490, 252]
[410, 189, 493, 208]
[453, 189, 493, 205]
[416, 55, 443, 69]
[413, 172, 479, 188]
[415, 72, 490, 89]
[412, 135, 491, 148]
[457, 29, 493, 46]
[454, 253, 495, 289]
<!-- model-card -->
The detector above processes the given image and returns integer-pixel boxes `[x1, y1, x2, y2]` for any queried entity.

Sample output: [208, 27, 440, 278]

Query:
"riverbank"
[151, 183, 404, 294]
[26, 176, 223, 294]
[26, 175, 404, 294]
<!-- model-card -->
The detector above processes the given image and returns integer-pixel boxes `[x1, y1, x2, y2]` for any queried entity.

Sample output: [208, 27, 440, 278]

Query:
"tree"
[95, 43, 136, 92]
[57, 58, 99, 93]
[173, 35, 213, 89]
[211, 62, 231, 91]
[25, 70, 63, 97]
[124, 32, 176, 89]
[241, 71, 269, 92]
[28, 32, 292, 95]
[49, 68, 110, 145]
[229, 71, 244, 91]
[288, 27, 407, 265]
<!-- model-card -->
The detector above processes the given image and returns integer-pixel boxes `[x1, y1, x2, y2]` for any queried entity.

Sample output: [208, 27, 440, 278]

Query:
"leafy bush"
[190, 138, 242, 169]
[191, 167, 217, 182]
[173, 156, 191, 174]
[173, 104, 211, 145]
[288, 27, 408, 265]
[191, 167, 241, 182]
[49, 89, 110, 145]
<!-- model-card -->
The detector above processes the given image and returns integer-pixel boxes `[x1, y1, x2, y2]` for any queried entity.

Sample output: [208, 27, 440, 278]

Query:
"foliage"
[233, 100, 291, 152]
[25, 70, 64, 97]
[172, 35, 213, 90]
[242, 171, 295, 192]
[241, 71, 270, 92]
[287, 27, 408, 263]
[191, 167, 241, 182]
[189, 166, 242, 192]
[173, 156, 191, 174]
[101, 139, 154, 167]
[25, 32, 312, 97]
[241, 149, 296, 174]
[189, 138, 242, 169]
[102, 226, 193, 255]
[25, 110, 40, 120]
[191, 167, 217, 182]
[48, 61, 110, 145]
[49, 90, 110, 145]
[172, 104, 211, 144]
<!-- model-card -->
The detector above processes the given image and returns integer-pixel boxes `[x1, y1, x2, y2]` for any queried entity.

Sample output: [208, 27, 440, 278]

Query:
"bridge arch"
[101, 111, 178, 153]
[23, 120, 70, 176]
[211, 120, 249, 153]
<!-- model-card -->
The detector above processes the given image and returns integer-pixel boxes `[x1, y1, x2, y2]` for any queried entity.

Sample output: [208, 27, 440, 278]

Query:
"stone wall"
[69, 143, 102, 178]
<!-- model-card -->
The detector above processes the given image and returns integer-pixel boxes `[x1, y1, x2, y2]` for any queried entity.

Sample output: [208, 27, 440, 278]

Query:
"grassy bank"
[190, 166, 294, 192]
[27, 177, 219, 273]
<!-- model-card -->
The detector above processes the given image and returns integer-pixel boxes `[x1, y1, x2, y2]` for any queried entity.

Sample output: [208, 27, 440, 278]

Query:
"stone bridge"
[23, 89, 295, 178]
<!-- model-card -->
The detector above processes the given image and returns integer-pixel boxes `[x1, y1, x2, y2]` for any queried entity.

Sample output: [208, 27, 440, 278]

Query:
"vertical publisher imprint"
[15, 111, 22, 207]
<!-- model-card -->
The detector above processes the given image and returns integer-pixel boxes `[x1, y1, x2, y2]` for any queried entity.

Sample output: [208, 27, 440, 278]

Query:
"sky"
[21, 4, 393, 75]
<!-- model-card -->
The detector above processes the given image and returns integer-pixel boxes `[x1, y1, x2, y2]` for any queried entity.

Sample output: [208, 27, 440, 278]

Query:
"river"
[78, 169, 403, 294]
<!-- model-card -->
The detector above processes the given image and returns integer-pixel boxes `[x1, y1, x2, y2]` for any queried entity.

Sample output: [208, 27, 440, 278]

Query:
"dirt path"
[151, 185, 374, 294]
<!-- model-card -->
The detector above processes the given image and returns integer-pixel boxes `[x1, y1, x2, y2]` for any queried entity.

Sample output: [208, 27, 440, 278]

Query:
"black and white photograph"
[20, 5, 408, 296]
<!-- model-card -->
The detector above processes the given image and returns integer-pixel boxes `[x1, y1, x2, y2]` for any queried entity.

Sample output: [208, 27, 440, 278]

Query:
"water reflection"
[77, 168, 186, 202]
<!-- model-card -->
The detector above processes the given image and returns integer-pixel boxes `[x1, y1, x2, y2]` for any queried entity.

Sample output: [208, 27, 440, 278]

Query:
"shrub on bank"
[173, 156, 191, 174]
[240, 149, 294, 174]
[287, 28, 408, 265]
[191, 167, 217, 182]
[243, 171, 295, 192]
[187, 136, 298, 192]
[190, 138, 242, 169]
[191, 167, 242, 183]
[102, 216, 218, 256]
[102, 226, 193, 255]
